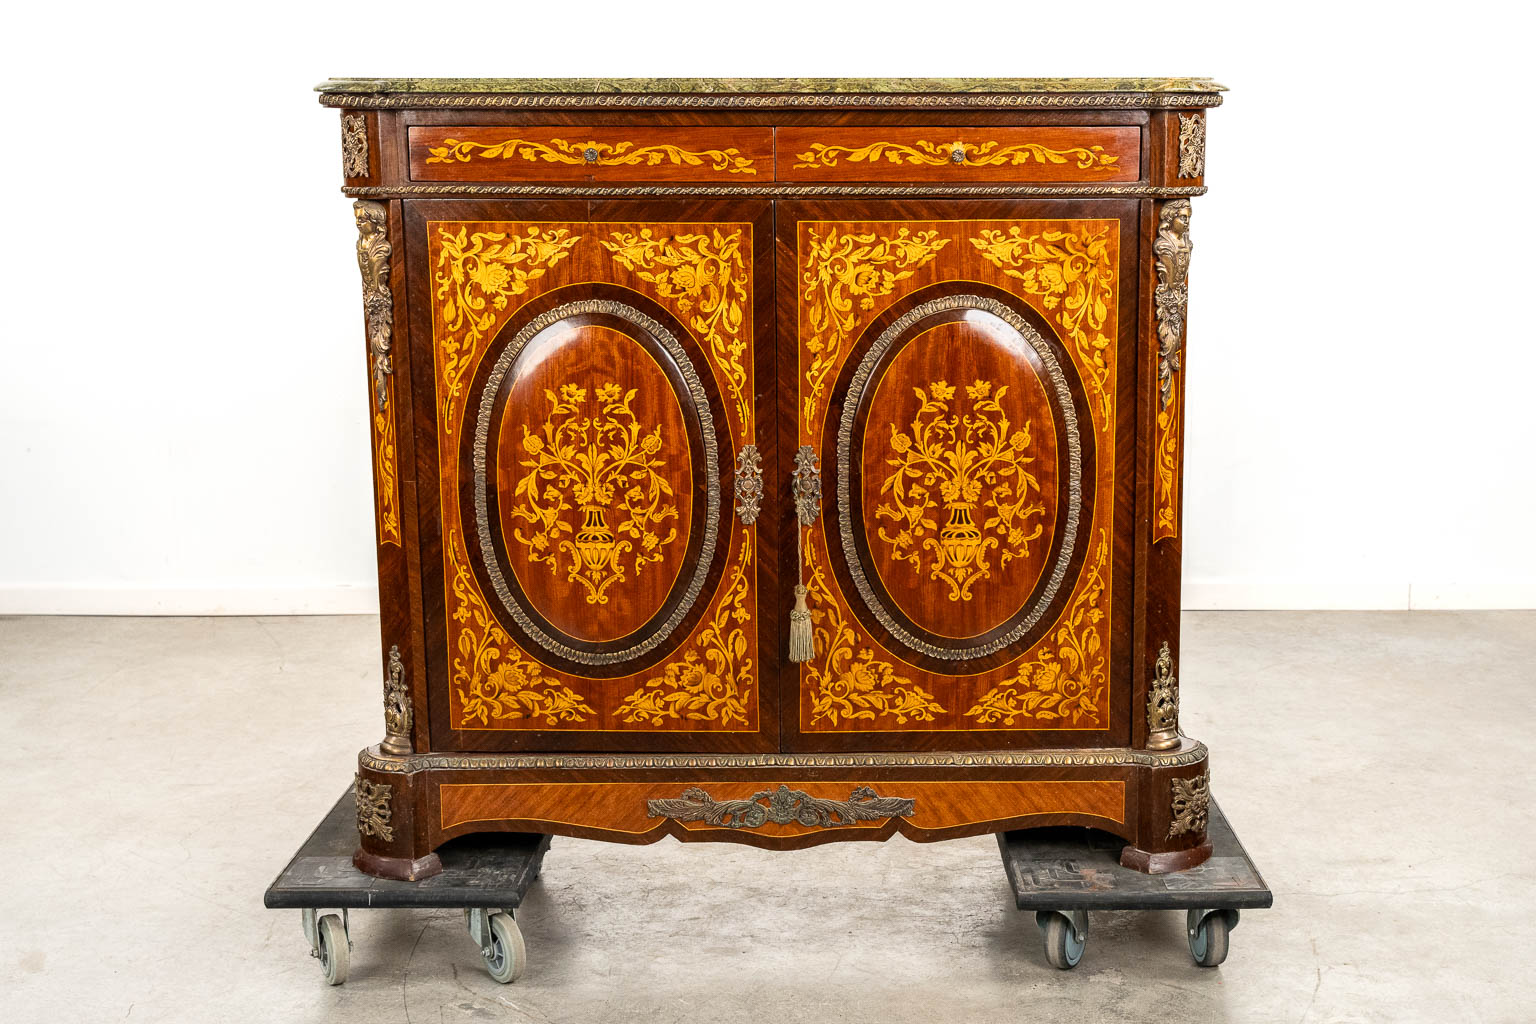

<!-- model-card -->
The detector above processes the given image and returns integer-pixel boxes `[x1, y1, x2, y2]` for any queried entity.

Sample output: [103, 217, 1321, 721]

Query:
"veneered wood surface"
[437, 778, 1127, 842]
[778, 125, 1140, 182]
[404, 199, 778, 753]
[777, 200, 1138, 752]
[490, 321, 695, 644]
[857, 315, 1061, 641]
[409, 125, 774, 182]
[336, 94, 1218, 866]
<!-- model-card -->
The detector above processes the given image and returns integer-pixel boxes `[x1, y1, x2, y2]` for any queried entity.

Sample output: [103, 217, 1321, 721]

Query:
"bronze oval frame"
[471, 298, 721, 666]
[836, 293, 1082, 661]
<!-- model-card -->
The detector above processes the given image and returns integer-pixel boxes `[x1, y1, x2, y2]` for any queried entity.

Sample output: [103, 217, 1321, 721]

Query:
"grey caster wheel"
[1187, 908, 1239, 967]
[467, 907, 526, 983]
[1036, 910, 1088, 970]
[302, 908, 351, 986]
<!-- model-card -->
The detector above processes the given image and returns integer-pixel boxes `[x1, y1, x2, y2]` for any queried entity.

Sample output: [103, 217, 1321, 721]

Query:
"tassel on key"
[788, 584, 814, 663]
[788, 446, 822, 664]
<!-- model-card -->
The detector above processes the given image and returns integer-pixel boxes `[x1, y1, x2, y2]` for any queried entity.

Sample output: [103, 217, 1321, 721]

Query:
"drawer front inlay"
[410, 126, 773, 182]
[778, 126, 1140, 182]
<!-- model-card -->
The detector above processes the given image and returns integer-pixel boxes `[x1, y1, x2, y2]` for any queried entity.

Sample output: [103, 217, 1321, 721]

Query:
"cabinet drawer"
[408, 125, 773, 182]
[777, 125, 1140, 183]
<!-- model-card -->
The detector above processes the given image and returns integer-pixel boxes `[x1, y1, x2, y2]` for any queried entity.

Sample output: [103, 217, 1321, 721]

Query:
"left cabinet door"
[405, 200, 778, 752]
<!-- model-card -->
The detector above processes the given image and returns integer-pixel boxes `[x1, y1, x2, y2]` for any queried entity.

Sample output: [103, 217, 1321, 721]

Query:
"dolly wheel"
[1188, 910, 1231, 967]
[483, 912, 526, 984]
[1042, 914, 1085, 970]
[317, 913, 350, 986]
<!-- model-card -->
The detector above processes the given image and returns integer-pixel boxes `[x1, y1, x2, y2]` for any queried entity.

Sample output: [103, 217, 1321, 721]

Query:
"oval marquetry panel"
[473, 300, 720, 666]
[860, 319, 1060, 639]
[838, 294, 1082, 661]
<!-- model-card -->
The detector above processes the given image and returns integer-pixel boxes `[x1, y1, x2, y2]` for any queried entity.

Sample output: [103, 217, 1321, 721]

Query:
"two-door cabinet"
[321, 78, 1222, 880]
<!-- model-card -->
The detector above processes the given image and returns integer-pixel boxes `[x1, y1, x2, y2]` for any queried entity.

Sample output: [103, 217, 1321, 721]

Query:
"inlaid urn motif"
[876, 378, 1046, 603]
[511, 381, 680, 606]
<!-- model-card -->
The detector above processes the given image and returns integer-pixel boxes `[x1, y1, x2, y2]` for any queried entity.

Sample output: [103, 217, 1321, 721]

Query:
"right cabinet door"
[780, 200, 1138, 751]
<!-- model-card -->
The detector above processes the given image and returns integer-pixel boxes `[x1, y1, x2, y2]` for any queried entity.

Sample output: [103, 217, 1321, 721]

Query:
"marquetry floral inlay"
[602, 228, 751, 435]
[876, 379, 1045, 602]
[510, 383, 680, 606]
[964, 530, 1109, 727]
[794, 139, 1120, 172]
[450, 527, 595, 727]
[801, 228, 950, 436]
[434, 225, 582, 431]
[617, 530, 754, 728]
[1154, 382, 1180, 541]
[969, 225, 1116, 426]
[804, 538, 946, 727]
[373, 381, 401, 545]
[425, 136, 758, 174]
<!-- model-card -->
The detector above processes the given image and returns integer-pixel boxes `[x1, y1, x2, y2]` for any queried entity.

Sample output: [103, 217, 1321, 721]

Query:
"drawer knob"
[583, 146, 600, 163]
[950, 145, 967, 164]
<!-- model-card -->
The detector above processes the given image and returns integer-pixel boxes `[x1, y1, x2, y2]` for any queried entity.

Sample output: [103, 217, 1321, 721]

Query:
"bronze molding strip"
[321, 93, 1223, 110]
[342, 183, 1208, 199]
[360, 742, 1209, 773]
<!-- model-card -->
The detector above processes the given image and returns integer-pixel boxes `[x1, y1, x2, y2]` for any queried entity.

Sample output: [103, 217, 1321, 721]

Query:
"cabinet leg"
[1119, 747, 1213, 874]
[351, 751, 443, 881]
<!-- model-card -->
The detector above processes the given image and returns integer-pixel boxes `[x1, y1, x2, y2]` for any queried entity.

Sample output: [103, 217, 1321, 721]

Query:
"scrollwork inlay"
[969, 224, 1116, 428]
[601, 228, 751, 435]
[964, 530, 1109, 726]
[616, 530, 754, 728]
[794, 138, 1121, 172]
[800, 228, 950, 436]
[426, 136, 758, 174]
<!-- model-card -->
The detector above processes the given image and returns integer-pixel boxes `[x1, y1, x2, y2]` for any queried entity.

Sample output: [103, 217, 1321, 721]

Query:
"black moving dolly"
[267, 789, 1269, 982]
[999, 799, 1272, 969]
[265, 787, 549, 985]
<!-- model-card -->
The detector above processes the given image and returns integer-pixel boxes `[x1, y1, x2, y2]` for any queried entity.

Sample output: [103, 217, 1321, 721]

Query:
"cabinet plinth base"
[350, 742, 1214, 876]
[1118, 839, 1213, 874]
[352, 848, 443, 882]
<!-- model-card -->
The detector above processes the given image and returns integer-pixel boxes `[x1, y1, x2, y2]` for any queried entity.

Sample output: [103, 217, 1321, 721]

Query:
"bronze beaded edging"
[836, 295, 1083, 661]
[342, 184, 1209, 199]
[470, 298, 721, 666]
[360, 742, 1208, 773]
[320, 93, 1223, 111]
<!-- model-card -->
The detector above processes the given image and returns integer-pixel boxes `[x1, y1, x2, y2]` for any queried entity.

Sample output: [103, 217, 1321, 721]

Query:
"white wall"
[1, 1, 1531, 614]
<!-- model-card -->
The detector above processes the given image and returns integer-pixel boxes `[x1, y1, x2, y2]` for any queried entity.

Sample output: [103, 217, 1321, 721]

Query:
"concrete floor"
[0, 611, 1531, 1022]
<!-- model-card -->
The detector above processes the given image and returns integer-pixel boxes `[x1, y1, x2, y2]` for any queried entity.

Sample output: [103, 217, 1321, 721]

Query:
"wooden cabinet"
[323, 78, 1222, 880]
[403, 199, 778, 755]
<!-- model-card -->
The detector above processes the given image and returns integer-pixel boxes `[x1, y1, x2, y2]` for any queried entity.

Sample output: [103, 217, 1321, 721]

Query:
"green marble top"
[317, 77, 1225, 96]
